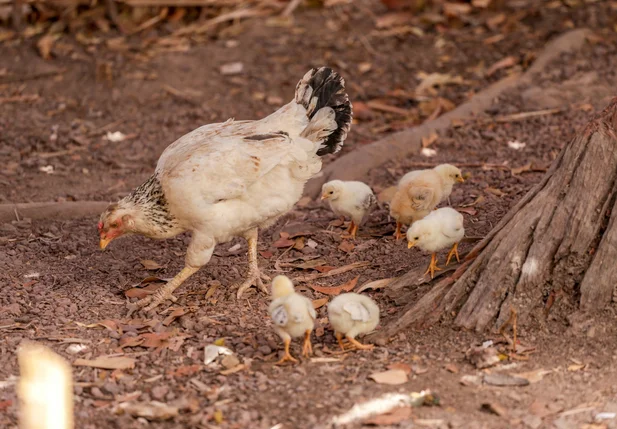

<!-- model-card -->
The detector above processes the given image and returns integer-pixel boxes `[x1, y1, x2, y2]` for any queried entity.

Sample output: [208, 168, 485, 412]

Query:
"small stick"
[281, 0, 302, 16]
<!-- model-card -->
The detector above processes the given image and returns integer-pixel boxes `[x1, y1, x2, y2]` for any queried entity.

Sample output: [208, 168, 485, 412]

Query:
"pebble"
[258, 345, 272, 355]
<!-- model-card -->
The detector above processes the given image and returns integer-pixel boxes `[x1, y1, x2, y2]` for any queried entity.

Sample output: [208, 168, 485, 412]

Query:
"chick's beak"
[99, 236, 112, 250]
[321, 194, 328, 200]
[457, 176, 465, 183]
[407, 240, 416, 249]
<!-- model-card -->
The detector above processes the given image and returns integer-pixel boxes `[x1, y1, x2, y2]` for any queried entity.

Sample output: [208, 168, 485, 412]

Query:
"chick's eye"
[329, 191, 334, 194]
[414, 236, 419, 240]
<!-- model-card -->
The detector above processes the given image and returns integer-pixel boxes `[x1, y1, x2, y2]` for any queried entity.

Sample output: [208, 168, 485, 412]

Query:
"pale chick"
[97, 67, 352, 313]
[328, 293, 380, 351]
[407, 207, 465, 279]
[268, 275, 316, 364]
[390, 164, 464, 240]
[321, 180, 376, 239]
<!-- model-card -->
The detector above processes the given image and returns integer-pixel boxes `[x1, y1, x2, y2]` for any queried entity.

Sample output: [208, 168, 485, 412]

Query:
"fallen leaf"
[259, 250, 273, 259]
[312, 297, 329, 309]
[37, 34, 60, 60]
[310, 276, 359, 296]
[460, 375, 482, 386]
[273, 232, 295, 248]
[141, 259, 164, 270]
[457, 207, 477, 216]
[481, 402, 507, 417]
[281, 223, 321, 238]
[74, 356, 135, 370]
[314, 265, 336, 273]
[220, 364, 246, 376]
[443, 2, 472, 17]
[358, 62, 372, 74]
[511, 163, 532, 175]
[466, 346, 501, 369]
[357, 278, 395, 293]
[567, 363, 586, 372]
[293, 237, 305, 250]
[369, 369, 408, 385]
[97, 319, 122, 335]
[119, 336, 145, 348]
[486, 56, 517, 77]
[486, 13, 506, 29]
[162, 308, 187, 326]
[114, 401, 178, 421]
[167, 364, 202, 378]
[444, 363, 459, 373]
[387, 362, 412, 375]
[416, 71, 467, 96]
[141, 332, 173, 348]
[421, 132, 438, 148]
[483, 373, 529, 387]
[364, 406, 413, 425]
[221, 354, 240, 370]
[375, 12, 414, 29]
[0, 400, 12, 410]
[310, 357, 340, 363]
[213, 409, 224, 424]
[472, 0, 492, 7]
[339, 240, 355, 253]
[485, 187, 506, 197]
[285, 259, 327, 270]
[125, 278, 169, 299]
[205, 281, 220, 299]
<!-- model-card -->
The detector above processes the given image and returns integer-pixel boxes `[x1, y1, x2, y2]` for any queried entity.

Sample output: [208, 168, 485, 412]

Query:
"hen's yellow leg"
[423, 253, 442, 279]
[445, 242, 460, 266]
[346, 336, 374, 351]
[394, 222, 403, 241]
[276, 338, 298, 365]
[302, 330, 313, 357]
[130, 266, 199, 314]
[237, 228, 270, 298]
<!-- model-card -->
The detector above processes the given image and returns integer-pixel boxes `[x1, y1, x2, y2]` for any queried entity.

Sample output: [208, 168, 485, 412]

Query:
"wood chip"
[369, 369, 408, 385]
[73, 356, 135, 370]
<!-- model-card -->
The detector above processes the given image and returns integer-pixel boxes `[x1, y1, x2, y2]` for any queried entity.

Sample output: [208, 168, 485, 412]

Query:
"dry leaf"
[293, 237, 305, 250]
[421, 132, 438, 148]
[314, 266, 336, 273]
[162, 308, 187, 326]
[485, 187, 506, 197]
[416, 72, 466, 96]
[310, 276, 359, 296]
[567, 363, 585, 372]
[141, 332, 173, 348]
[74, 356, 135, 370]
[339, 240, 355, 253]
[515, 369, 552, 383]
[120, 336, 144, 348]
[375, 12, 414, 29]
[369, 369, 408, 385]
[141, 259, 163, 270]
[213, 409, 224, 424]
[125, 283, 162, 299]
[357, 278, 395, 293]
[486, 13, 506, 29]
[167, 364, 202, 378]
[511, 163, 532, 175]
[443, 2, 472, 17]
[483, 373, 529, 387]
[458, 207, 477, 216]
[444, 363, 459, 373]
[114, 401, 178, 421]
[486, 56, 517, 77]
[273, 232, 295, 248]
[37, 34, 59, 60]
[220, 364, 246, 376]
[312, 297, 329, 309]
[472, 0, 492, 7]
[387, 362, 412, 375]
[364, 406, 413, 425]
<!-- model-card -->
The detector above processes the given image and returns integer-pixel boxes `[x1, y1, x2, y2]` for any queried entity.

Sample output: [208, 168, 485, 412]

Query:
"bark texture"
[373, 97, 617, 343]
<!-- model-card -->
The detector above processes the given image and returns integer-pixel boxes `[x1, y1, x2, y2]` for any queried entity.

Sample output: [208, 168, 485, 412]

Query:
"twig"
[172, 7, 270, 36]
[0, 94, 40, 103]
[127, 7, 169, 35]
[0, 70, 64, 85]
[281, 0, 302, 16]
[294, 261, 370, 282]
[493, 107, 564, 123]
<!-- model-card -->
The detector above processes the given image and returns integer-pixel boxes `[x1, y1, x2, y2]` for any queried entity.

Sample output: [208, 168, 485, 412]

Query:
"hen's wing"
[408, 186, 435, 211]
[342, 301, 372, 322]
[157, 122, 310, 204]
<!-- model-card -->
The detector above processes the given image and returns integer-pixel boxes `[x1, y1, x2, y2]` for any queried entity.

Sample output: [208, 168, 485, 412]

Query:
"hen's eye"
[110, 222, 118, 228]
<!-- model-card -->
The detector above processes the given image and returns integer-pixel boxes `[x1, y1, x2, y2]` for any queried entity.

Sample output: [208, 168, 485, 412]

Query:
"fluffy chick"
[390, 164, 464, 240]
[268, 275, 316, 364]
[407, 207, 465, 279]
[328, 293, 379, 351]
[321, 180, 376, 239]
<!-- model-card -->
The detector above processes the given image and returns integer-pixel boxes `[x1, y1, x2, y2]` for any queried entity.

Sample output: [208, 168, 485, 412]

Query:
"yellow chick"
[390, 163, 464, 240]
[327, 292, 380, 351]
[407, 207, 465, 279]
[321, 180, 377, 239]
[268, 275, 316, 364]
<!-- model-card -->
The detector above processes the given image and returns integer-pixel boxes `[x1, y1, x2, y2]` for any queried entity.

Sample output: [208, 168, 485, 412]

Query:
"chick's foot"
[302, 330, 313, 357]
[276, 339, 298, 365]
[445, 243, 460, 266]
[236, 268, 270, 299]
[346, 336, 374, 351]
[394, 222, 404, 241]
[424, 253, 442, 279]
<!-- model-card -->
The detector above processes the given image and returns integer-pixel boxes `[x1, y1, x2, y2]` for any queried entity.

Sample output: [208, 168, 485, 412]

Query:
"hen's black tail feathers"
[295, 67, 352, 156]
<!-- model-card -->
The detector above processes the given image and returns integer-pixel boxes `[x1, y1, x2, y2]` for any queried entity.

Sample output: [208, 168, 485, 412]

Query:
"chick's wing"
[343, 301, 372, 322]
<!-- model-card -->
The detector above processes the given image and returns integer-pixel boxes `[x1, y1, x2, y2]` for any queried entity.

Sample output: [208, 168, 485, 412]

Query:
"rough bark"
[373, 97, 617, 343]
[0, 201, 109, 223]
[303, 28, 591, 199]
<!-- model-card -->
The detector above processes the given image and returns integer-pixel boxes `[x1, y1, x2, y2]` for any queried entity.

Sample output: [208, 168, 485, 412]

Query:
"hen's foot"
[127, 290, 178, 316]
[236, 269, 270, 299]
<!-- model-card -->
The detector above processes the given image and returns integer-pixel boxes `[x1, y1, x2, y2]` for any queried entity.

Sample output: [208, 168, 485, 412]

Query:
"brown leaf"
[443, 2, 472, 17]
[369, 369, 408, 385]
[141, 259, 164, 270]
[483, 373, 529, 386]
[375, 12, 414, 29]
[37, 34, 59, 60]
[329, 218, 345, 227]
[338, 240, 355, 253]
[120, 336, 144, 348]
[444, 363, 459, 373]
[273, 232, 295, 248]
[167, 364, 202, 378]
[486, 56, 517, 77]
[312, 297, 329, 309]
[472, 0, 492, 7]
[97, 319, 121, 335]
[125, 283, 162, 299]
[486, 13, 506, 30]
[310, 276, 359, 296]
[387, 362, 412, 375]
[511, 163, 532, 176]
[567, 363, 586, 372]
[281, 223, 321, 238]
[73, 356, 135, 370]
[352, 101, 373, 121]
[141, 332, 173, 348]
[259, 250, 274, 259]
[285, 259, 327, 270]
[457, 207, 477, 216]
[357, 278, 395, 293]
[293, 237, 305, 250]
[364, 406, 412, 425]
[220, 364, 246, 376]
[0, 400, 12, 410]
[421, 131, 439, 148]
[485, 187, 506, 197]
[314, 265, 336, 273]
[163, 308, 187, 326]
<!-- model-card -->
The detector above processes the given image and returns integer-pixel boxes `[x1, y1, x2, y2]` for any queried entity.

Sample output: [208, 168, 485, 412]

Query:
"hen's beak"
[99, 236, 112, 250]
[457, 176, 465, 183]
[407, 240, 416, 249]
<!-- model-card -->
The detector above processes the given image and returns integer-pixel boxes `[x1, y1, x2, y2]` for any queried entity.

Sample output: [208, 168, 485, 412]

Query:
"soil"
[2, 1, 617, 428]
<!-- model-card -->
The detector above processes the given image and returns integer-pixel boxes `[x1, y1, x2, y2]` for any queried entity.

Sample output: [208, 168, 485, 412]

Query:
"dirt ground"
[2, 1, 617, 428]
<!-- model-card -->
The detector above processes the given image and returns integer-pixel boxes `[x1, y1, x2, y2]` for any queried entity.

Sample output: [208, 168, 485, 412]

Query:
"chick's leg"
[236, 228, 270, 299]
[346, 335, 374, 351]
[394, 222, 403, 241]
[423, 253, 442, 279]
[302, 330, 313, 357]
[276, 333, 298, 365]
[445, 242, 460, 266]
[335, 332, 346, 352]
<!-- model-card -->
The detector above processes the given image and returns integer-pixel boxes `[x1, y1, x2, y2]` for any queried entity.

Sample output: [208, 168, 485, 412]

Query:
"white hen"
[328, 292, 379, 351]
[98, 68, 352, 312]
[269, 275, 316, 364]
[321, 180, 376, 238]
[406, 207, 465, 279]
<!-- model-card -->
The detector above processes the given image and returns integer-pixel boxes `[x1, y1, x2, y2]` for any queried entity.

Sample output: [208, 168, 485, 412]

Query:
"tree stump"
[374, 97, 617, 342]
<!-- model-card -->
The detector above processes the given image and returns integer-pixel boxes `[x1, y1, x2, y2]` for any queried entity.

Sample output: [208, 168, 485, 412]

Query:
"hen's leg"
[129, 234, 214, 314]
[236, 228, 270, 298]
[302, 329, 313, 357]
[445, 242, 460, 266]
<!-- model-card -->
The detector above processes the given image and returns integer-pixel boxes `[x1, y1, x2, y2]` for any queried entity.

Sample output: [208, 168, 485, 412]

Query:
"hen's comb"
[97, 221, 103, 231]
